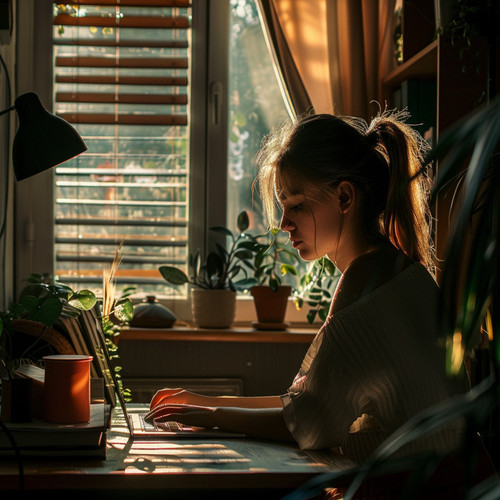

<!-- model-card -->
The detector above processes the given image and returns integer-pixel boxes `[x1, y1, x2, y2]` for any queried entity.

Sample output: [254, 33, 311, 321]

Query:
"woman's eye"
[292, 204, 303, 211]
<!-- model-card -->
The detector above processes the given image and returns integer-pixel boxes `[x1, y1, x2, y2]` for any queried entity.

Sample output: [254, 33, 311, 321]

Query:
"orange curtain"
[260, 0, 397, 120]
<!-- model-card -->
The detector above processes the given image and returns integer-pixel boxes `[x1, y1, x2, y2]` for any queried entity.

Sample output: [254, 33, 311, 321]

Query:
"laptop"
[81, 309, 245, 439]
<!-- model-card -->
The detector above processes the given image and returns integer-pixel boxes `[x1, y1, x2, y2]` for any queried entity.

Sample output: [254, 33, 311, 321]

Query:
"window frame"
[12, 0, 306, 324]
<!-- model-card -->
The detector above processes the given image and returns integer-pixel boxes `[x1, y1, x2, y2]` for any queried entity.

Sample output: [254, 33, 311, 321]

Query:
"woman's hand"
[145, 403, 217, 429]
[150, 388, 209, 410]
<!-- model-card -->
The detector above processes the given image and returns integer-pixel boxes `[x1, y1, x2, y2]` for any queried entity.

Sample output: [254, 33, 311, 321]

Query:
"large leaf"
[29, 297, 63, 326]
[159, 266, 189, 285]
[113, 298, 134, 323]
[237, 210, 250, 232]
[68, 289, 97, 310]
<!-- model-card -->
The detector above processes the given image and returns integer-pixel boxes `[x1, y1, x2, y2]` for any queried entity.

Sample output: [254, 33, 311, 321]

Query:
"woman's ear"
[337, 181, 356, 214]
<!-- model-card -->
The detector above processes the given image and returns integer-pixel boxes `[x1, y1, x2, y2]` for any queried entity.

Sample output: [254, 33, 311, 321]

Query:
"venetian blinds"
[52, 0, 191, 295]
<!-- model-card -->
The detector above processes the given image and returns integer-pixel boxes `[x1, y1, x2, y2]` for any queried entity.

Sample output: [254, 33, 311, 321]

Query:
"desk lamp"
[0, 91, 87, 180]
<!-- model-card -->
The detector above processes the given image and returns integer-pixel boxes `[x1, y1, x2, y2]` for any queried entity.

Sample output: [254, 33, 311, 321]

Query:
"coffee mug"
[43, 354, 93, 424]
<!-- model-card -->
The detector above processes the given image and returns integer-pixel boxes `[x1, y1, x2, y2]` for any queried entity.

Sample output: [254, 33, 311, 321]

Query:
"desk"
[0, 406, 354, 499]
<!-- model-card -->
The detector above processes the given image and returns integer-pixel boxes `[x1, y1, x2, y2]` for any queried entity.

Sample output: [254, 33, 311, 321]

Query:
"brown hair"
[255, 111, 434, 272]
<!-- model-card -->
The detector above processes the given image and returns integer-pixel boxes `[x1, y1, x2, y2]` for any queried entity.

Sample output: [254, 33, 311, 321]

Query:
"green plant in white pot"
[159, 211, 255, 328]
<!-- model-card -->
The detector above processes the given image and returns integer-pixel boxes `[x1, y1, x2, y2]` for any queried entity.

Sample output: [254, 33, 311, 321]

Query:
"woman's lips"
[291, 239, 302, 249]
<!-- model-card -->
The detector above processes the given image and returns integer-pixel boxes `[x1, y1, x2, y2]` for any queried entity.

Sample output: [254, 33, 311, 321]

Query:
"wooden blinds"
[52, 1, 191, 293]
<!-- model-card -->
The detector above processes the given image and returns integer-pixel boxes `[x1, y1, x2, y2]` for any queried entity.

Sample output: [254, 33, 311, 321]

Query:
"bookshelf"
[380, 0, 493, 271]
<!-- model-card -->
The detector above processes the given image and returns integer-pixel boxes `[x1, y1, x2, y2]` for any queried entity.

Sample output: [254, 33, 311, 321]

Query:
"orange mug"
[43, 354, 93, 424]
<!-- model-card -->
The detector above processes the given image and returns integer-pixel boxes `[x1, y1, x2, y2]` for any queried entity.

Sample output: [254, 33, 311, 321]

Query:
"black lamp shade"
[12, 92, 87, 181]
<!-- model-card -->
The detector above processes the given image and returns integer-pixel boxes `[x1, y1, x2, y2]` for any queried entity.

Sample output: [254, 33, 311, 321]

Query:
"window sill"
[118, 324, 317, 344]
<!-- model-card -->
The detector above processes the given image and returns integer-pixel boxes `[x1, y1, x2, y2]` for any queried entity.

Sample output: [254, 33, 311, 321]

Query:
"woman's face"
[279, 187, 342, 262]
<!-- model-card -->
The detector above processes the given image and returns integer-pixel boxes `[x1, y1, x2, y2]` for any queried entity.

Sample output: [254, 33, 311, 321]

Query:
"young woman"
[146, 112, 466, 463]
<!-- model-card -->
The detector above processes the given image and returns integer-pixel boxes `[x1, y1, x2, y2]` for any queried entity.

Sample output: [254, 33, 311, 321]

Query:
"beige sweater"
[281, 262, 466, 462]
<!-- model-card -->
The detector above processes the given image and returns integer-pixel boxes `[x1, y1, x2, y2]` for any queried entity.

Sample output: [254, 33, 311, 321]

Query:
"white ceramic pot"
[191, 288, 236, 328]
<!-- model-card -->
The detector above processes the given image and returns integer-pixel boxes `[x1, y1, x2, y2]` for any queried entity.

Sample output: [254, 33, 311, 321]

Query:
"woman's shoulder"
[331, 245, 416, 314]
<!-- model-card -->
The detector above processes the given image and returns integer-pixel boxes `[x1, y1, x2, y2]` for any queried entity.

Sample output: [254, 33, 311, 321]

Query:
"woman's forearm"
[209, 395, 283, 408]
[213, 406, 295, 443]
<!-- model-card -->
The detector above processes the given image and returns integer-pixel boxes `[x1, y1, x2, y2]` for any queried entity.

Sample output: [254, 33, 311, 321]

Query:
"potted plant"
[247, 228, 299, 329]
[159, 211, 255, 328]
[0, 274, 97, 422]
[0, 274, 97, 377]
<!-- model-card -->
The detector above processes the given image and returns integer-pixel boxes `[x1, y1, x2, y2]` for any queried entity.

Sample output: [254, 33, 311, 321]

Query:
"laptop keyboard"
[140, 414, 185, 432]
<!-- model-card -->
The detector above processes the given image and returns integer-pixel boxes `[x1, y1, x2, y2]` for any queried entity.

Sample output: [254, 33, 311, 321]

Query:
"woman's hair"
[255, 111, 434, 272]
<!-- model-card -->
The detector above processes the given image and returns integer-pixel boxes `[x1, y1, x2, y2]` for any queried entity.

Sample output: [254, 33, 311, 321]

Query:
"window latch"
[210, 81, 223, 125]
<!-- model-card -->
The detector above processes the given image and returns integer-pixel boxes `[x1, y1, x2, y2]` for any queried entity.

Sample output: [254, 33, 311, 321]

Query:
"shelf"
[383, 39, 438, 89]
[118, 325, 317, 344]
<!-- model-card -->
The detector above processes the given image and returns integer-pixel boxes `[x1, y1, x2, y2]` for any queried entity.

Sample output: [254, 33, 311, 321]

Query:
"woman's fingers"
[145, 403, 213, 421]
[145, 404, 215, 427]
[149, 388, 184, 409]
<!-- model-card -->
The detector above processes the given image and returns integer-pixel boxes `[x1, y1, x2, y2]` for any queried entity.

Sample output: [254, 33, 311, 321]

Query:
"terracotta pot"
[191, 289, 236, 329]
[251, 285, 292, 325]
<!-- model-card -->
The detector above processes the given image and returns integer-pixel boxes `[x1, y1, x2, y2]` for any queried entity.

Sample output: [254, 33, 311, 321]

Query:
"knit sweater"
[281, 261, 466, 462]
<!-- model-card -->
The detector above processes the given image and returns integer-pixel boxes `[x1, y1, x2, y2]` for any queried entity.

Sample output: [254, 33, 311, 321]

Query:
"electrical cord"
[0, 50, 12, 311]
[0, 50, 12, 239]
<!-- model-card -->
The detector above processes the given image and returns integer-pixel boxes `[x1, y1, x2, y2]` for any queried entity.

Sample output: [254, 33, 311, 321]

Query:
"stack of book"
[0, 402, 111, 459]
[0, 309, 117, 459]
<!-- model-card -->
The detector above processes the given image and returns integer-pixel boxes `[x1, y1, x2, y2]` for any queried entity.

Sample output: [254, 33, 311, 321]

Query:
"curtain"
[257, 0, 312, 117]
[259, 0, 397, 120]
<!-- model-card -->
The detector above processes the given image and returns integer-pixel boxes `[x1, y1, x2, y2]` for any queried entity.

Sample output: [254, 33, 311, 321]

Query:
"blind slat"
[56, 168, 187, 176]
[56, 92, 188, 105]
[56, 255, 185, 265]
[54, 14, 190, 29]
[55, 56, 188, 69]
[57, 113, 188, 125]
[62, 0, 190, 7]
[53, 38, 189, 49]
[55, 75, 188, 86]
[56, 237, 187, 247]
[56, 217, 187, 227]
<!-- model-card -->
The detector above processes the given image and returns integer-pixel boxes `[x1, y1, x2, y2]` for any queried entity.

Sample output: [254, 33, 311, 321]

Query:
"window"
[52, 0, 191, 295]
[15, 0, 290, 312]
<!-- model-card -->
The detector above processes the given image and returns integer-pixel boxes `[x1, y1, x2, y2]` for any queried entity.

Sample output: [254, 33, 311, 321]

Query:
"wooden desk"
[0, 406, 354, 499]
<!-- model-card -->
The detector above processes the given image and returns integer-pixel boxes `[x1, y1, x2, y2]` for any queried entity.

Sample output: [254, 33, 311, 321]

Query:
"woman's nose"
[280, 213, 294, 231]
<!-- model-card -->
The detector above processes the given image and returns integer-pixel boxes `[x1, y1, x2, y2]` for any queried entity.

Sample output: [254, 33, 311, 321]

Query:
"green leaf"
[113, 298, 134, 322]
[234, 249, 253, 260]
[17, 295, 39, 314]
[280, 264, 297, 276]
[318, 308, 329, 321]
[159, 266, 189, 285]
[306, 310, 317, 324]
[269, 277, 280, 291]
[69, 290, 97, 310]
[30, 297, 63, 326]
[237, 211, 250, 232]
[234, 277, 258, 289]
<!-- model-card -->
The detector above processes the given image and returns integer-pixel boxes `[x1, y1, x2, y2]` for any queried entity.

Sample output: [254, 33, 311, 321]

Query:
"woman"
[146, 111, 465, 462]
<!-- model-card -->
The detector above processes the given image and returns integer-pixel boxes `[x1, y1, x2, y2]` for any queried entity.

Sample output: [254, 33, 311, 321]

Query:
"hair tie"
[366, 129, 379, 149]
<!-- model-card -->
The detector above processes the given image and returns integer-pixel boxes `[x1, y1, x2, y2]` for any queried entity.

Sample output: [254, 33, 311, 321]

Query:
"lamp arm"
[0, 105, 15, 117]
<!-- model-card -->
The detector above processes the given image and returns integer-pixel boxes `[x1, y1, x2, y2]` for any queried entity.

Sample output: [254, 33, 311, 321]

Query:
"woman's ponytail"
[367, 115, 434, 273]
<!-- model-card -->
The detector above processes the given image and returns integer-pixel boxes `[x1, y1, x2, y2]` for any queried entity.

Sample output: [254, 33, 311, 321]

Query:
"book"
[0, 403, 111, 458]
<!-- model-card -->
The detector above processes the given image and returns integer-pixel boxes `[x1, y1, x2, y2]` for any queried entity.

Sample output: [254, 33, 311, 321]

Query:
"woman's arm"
[150, 388, 282, 409]
[146, 403, 295, 443]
